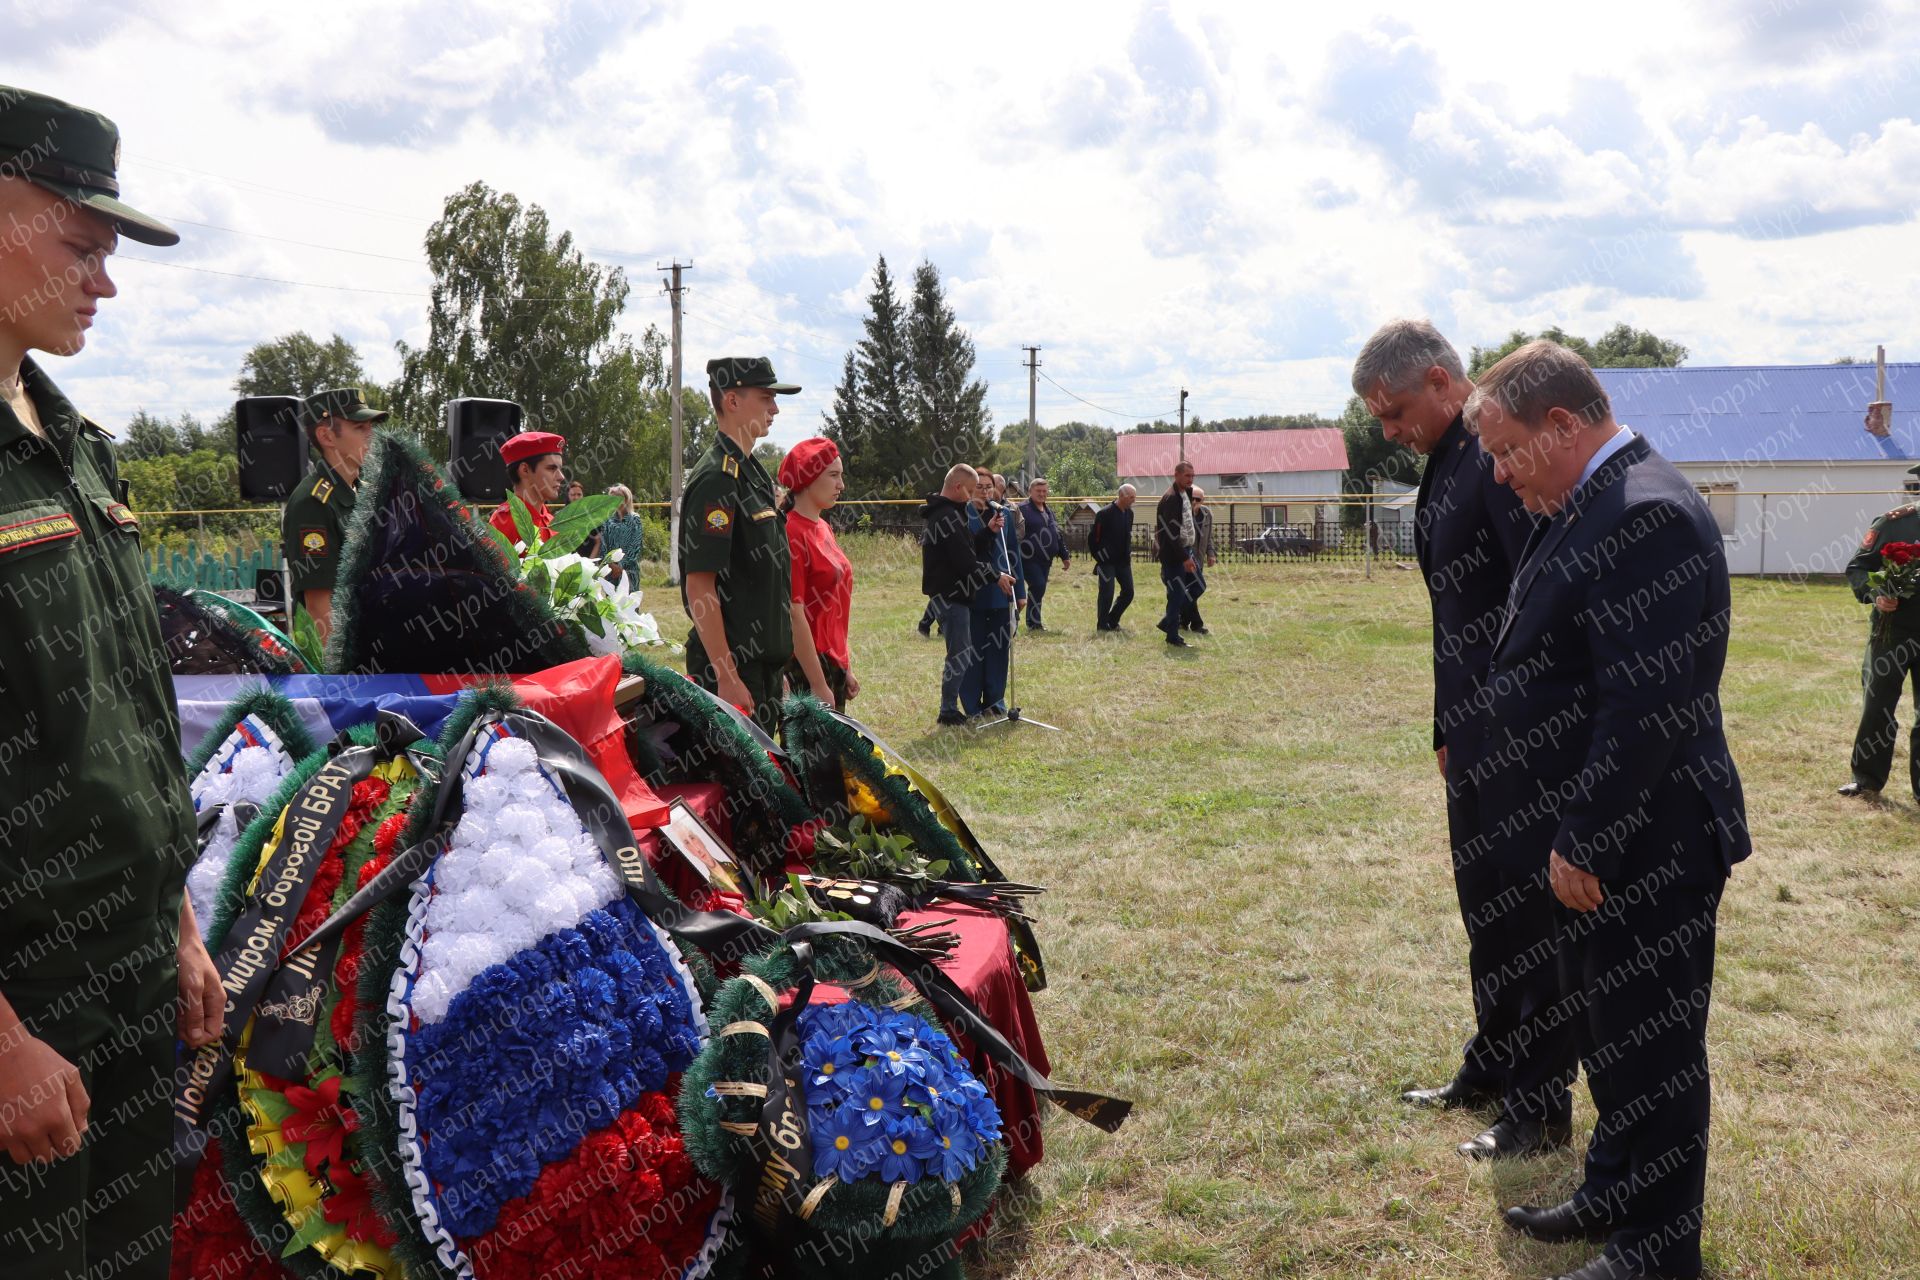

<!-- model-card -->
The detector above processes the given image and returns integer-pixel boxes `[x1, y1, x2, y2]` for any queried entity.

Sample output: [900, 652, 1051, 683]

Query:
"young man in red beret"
[490, 430, 566, 547]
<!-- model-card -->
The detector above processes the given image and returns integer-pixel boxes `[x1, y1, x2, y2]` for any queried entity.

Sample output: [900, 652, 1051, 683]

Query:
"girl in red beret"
[780, 438, 857, 709]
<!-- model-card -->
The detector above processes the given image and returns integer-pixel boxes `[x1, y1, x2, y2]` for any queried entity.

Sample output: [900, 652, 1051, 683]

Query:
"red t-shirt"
[787, 510, 853, 667]
[490, 499, 552, 547]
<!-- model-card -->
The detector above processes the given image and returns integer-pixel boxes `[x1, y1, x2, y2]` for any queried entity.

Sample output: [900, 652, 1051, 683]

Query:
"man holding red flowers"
[1840, 463, 1920, 801]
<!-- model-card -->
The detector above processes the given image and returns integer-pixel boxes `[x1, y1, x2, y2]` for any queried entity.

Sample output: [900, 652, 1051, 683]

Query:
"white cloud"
[2, 0, 1916, 454]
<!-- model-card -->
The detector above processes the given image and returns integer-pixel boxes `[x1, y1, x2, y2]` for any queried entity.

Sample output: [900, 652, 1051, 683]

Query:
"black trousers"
[1095, 560, 1134, 628]
[0, 975, 176, 1280]
[1850, 630, 1920, 795]
[1558, 858, 1723, 1279]
[1448, 773, 1575, 1124]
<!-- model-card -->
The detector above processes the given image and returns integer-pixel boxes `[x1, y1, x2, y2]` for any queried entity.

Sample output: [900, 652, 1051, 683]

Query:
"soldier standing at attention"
[680, 356, 799, 733]
[1840, 462, 1920, 801]
[280, 386, 384, 643]
[488, 429, 567, 547]
[0, 85, 224, 1277]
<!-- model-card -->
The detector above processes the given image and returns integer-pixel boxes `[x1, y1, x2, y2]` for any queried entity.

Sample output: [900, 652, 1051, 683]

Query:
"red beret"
[778, 437, 839, 493]
[499, 431, 565, 466]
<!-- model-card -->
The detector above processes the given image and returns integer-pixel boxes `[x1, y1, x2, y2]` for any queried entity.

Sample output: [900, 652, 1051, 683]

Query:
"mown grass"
[649, 533, 1920, 1278]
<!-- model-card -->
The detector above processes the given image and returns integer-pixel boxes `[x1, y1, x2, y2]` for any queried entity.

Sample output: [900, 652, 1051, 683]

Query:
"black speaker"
[235, 396, 305, 502]
[253, 566, 285, 606]
[446, 397, 522, 502]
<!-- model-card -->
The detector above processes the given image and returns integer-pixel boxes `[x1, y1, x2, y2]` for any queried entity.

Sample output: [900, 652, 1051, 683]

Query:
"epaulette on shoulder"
[1889, 505, 1916, 519]
[81, 416, 111, 440]
[722, 454, 740, 478]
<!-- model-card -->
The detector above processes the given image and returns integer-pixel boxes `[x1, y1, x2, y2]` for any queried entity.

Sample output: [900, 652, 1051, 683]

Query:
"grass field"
[655, 535, 1920, 1279]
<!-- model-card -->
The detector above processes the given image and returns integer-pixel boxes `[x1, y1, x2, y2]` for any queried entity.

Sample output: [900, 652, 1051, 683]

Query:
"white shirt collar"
[1576, 425, 1635, 494]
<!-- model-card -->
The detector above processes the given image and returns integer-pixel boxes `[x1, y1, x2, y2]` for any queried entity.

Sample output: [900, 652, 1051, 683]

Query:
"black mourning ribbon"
[211, 708, 1127, 1222]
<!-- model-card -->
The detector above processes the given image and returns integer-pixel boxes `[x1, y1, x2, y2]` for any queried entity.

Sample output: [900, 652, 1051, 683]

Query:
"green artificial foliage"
[679, 941, 1006, 1277]
[620, 650, 811, 882]
[780, 694, 988, 883]
[222, 765, 430, 1280]
[182, 686, 317, 781]
[325, 429, 588, 675]
[782, 695, 1050, 991]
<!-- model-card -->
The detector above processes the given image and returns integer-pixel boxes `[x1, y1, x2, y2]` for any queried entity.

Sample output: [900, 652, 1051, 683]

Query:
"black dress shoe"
[1503, 1197, 1614, 1243]
[1837, 781, 1878, 798]
[1458, 1115, 1571, 1160]
[1183, 623, 1210, 634]
[1399, 1079, 1499, 1110]
[1164, 632, 1189, 646]
[935, 711, 968, 726]
[916, 622, 932, 637]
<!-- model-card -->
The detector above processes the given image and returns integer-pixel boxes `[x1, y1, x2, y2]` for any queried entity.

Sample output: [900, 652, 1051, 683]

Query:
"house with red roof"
[1115, 428, 1350, 524]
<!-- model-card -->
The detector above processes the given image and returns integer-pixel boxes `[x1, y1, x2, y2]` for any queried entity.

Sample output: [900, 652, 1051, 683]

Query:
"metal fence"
[131, 483, 1910, 582]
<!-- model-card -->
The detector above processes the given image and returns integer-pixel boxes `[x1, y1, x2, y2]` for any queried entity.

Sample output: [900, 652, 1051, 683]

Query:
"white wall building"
[1595, 363, 1920, 576]
[1115, 428, 1350, 524]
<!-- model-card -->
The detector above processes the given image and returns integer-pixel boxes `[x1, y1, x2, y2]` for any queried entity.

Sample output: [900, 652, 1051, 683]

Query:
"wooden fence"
[145, 542, 283, 592]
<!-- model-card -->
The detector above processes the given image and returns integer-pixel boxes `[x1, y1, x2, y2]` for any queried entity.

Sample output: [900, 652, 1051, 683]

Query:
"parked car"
[1237, 526, 1323, 557]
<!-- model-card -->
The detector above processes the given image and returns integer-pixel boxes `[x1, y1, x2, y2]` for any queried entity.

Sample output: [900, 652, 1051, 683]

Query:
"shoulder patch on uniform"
[299, 527, 330, 555]
[313, 479, 334, 504]
[103, 502, 138, 529]
[722, 455, 740, 478]
[703, 503, 733, 534]
[0, 511, 79, 555]
[1864, 527, 1879, 550]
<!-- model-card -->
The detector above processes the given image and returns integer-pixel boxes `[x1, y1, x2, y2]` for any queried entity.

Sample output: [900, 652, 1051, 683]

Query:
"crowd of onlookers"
[917, 464, 1215, 724]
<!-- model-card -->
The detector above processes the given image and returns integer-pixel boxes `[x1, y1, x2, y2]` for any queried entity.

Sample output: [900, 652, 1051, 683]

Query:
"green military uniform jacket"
[679, 431, 793, 672]
[0, 359, 194, 1003]
[282, 456, 357, 594]
[1846, 503, 1920, 638]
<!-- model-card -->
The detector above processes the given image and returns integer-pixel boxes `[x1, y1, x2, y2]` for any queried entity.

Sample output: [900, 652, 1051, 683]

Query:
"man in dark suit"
[1469, 341, 1749, 1280]
[1090, 485, 1137, 631]
[1352, 320, 1564, 1161]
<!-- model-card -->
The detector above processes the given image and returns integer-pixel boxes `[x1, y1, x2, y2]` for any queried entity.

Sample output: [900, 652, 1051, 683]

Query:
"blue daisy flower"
[812, 1102, 880, 1182]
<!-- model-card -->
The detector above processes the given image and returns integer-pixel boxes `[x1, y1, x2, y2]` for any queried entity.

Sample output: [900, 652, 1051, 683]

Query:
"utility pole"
[1178, 388, 1189, 465]
[660, 261, 691, 584]
[1023, 346, 1041, 482]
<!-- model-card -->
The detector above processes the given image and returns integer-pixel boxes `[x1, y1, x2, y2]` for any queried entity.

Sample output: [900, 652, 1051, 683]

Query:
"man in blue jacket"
[1471, 341, 1748, 1280]
[1353, 320, 1559, 1162]
[1019, 477, 1070, 631]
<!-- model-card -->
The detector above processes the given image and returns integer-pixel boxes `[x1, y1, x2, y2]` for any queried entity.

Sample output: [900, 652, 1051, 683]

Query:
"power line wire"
[118, 255, 428, 297]
[157, 216, 428, 265]
[1036, 370, 1179, 419]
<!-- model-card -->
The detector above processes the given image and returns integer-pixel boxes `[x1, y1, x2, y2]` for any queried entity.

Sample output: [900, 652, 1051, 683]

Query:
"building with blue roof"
[1594, 362, 1920, 575]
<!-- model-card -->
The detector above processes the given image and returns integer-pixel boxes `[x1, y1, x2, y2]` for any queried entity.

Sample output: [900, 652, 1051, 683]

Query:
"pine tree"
[822, 351, 868, 467]
[907, 260, 992, 488]
[850, 256, 915, 495]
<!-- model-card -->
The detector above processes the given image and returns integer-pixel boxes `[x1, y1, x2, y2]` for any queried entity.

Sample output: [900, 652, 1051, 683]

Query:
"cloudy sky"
[7, 0, 1918, 447]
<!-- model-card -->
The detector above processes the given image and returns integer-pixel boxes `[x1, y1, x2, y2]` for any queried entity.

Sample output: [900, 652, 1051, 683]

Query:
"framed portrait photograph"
[659, 798, 741, 894]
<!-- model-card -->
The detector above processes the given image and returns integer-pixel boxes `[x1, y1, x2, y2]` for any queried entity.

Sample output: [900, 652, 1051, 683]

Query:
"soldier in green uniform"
[680, 356, 800, 733]
[0, 86, 224, 1277]
[281, 387, 384, 644]
[1840, 462, 1920, 801]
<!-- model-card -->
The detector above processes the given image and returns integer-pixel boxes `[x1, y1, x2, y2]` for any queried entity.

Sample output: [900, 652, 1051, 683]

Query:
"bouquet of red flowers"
[1866, 541, 1920, 642]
